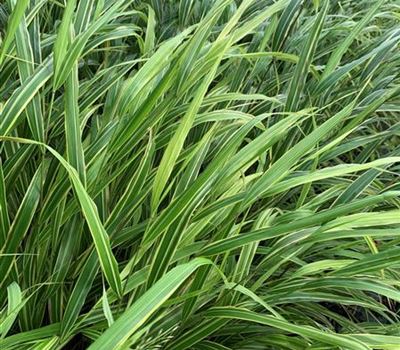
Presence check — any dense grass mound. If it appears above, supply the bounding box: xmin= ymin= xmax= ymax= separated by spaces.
xmin=1 ymin=0 xmax=400 ymax=349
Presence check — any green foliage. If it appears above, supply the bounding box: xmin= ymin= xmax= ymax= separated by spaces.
xmin=0 ymin=0 xmax=400 ymax=349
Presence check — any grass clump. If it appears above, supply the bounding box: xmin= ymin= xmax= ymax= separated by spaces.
xmin=1 ymin=0 xmax=400 ymax=349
